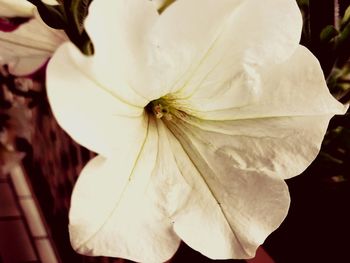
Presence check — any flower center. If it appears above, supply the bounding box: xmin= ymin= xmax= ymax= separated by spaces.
xmin=145 ymin=98 xmax=173 ymax=120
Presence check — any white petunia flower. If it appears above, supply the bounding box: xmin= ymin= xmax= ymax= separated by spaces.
xmin=46 ymin=0 xmax=347 ymax=262
xmin=0 ymin=0 xmax=67 ymax=75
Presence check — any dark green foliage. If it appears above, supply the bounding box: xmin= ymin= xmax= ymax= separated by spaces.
xmin=264 ymin=2 xmax=350 ymax=262
xmin=27 ymin=0 xmax=66 ymax=29
xmin=27 ymin=0 xmax=94 ymax=55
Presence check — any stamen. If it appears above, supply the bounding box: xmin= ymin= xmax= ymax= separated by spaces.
xmin=145 ymin=98 xmax=173 ymax=120
xmin=154 ymin=104 xmax=164 ymax=119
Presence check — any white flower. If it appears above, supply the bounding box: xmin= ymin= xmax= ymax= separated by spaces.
xmin=0 ymin=0 xmax=67 ymax=75
xmin=46 ymin=0 xmax=347 ymax=262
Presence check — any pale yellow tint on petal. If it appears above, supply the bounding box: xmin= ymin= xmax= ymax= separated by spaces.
xmin=84 ymin=0 xmax=160 ymax=104
xmin=193 ymin=46 xmax=347 ymax=120
xmin=69 ymin=118 xmax=181 ymax=262
xmin=158 ymin=120 xmax=290 ymax=259
xmin=47 ymin=43 xmax=147 ymax=156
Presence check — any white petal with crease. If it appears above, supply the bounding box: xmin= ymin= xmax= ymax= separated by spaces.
xmin=47 ymin=43 xmax=147 ymax=156
xmin=169 ymin=114 xmax=334 ymax=182
xmin=148 ymin=0 xmax=243 ymax=98
xmin=84 ymin=0 xmax=159 ymax=104
xmin=193 ymin=46 xmax=347 ymax=120
xmin=158 ymin=120 xmax=289 ymax=259
xmin=69 ymin=118 xmax=181 ymax=262
xmin=148 ymin=0 xmax=301 ymax=104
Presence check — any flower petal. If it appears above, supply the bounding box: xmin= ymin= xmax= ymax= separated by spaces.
xmin=69 ymin=118 xmax=180 ymax=262
xmin=46 ymin=42 xmax=147 ymax=156
xmin=157 ymin=120 xmax=289 ymax=259
xmin=148 ymin=0 xmax=242 ymax=97
xmin=0 ymin=10 xmax=66 ymax=75
xmin=0 ymin=0 xmax=34 ymax=17
xmin=169 ymin=113 xmax=334 ymax=180
xmin=84 ymin=0 xmax=159 ymax=104
xmin=191 ymin=46 xmax=347 ymax=120
xmin=148 ymin=0 xmax=301 ymax=100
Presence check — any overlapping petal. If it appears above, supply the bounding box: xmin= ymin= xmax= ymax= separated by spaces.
xmin=188 ymin=46 xmax=347 ymax=119
xmin=46 ymin=43 xmax=147 ymax=156
xmin=148 ymin=0 xmax=301 ymax=104
xmin=148 ymin=0 xmax=243 ymax=98
xmin=168 ymin=113 xmax=335 ymax=182
xmin=69 ymin=118 xmax=181 ymax=262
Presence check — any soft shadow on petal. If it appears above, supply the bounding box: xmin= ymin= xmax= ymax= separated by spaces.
xmin=229 ymin=0 xmax=302 ymax=65
xmin=69 ymin=118 xmax=181 ymax=262
xmin=169 ymin=114 xmax=334 ymax=181
xmin=84 ymin=0 xmax=159 ymax=104
xmin=160 ymin=119 xmax=290 ymax=259
xmin=148 ymin=0 xmax=301 ymax=103
xmin=0 ymin=10 xmax=66 ymax=75
xmin=148 ymin=0 xmax=243 ymax=98
xmin=47 ymin=43 xmax=147 ymax=156
xmin=147 ymin=120 xmax=192 ymax=220
xmin=193 ymin=46 xmax=347 ymax=120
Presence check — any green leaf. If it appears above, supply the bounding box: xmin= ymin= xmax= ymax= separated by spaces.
xmin=158 ymin=0 xmax=176 ymax=14
xmin=337 ymin=22 xmax=350 ymax=45
xmin=341 ymin=5 xmax=350 ymax=26
xmin=69 ymin=0 xmax=92 ymax=34
xmin=27 ymin=0 xmax=94 ymax=55
xmin=26 ymin=0 xmax=66 ymax=30
xmin=320 ymin=25 xmax=339 ymax=43
xmin=81 ymin=39 xmax=94 ymax=55
xmin=60 ymin=0 xmax=94 ymax=55
xmin=296 ymin=0 xmax=309 ymax=7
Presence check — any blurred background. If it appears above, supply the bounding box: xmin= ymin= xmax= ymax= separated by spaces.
xmin=1 ymin=0 xmax=350 ymax=262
